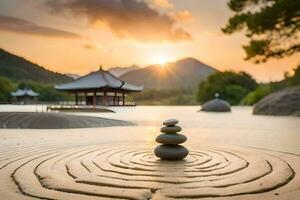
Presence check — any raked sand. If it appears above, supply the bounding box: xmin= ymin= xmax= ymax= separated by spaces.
xmin=0 ymin=125 xmax=300 ymax=200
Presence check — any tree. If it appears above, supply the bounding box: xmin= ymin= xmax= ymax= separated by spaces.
xmin=17 ymin=80 xmax=73 ymax=102
xmin=197 ymin=71 xmax=257 ymax=105
xmin=222 ymin=0 xmax=300 ymax=63
xmin=0 ymin=77 xmax=15 ymax=102
xmin=288 ymin=64 xmax=300 ymax=86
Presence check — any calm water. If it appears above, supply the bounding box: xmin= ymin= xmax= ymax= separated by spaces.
xmin=0 ymin=105 xmax=299 ymax=154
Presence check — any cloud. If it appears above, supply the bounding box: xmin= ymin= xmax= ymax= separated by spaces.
xmin=0 ymin=15 xmax=81 ymax=38
xmin=83 ymin=44 xmax=96 ymax=49
xmin=45 ymin=0 xmax=191 ymax=42
xmin=152 ymin=0 xmax=174 ymax=8
xmin=168 ymin=10 xmax=194 ymax=22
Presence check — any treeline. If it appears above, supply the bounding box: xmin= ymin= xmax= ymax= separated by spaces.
xmin=131 ymin=71 xmax=259 ymax=106
xmin=197 ymin=65 xmax=300 ymax=106
xmin=0 ymin=77 xmax=73 ymax=103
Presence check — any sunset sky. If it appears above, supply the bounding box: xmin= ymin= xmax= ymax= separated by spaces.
xmin=0 ymin=0 xmax=299 ymax=82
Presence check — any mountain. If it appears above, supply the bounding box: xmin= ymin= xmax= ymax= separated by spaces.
xmin=0 ymin=48 xmax=73 ymax=84
xmin=108 ymin=65 xmax=139 ymax=77
xmin=120 ymin=58 xmax=218 ymax=90
xmin=66 ymin=73 xmax=81 ymax=80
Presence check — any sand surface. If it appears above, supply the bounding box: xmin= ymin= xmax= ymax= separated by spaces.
xmin=0 ymin=112 xmax=132 ymax=129
xmin=0 ymin=126 xmax=300 ymax=200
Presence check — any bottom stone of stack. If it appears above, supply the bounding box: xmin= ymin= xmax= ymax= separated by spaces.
xmin=154 ymin=144 xmax=189 ymax=160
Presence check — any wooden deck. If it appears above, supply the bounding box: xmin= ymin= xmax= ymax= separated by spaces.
xmin=46 ymin=105 xmax=115 ymax=112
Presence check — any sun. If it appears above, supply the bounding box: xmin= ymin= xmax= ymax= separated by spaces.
xmin=154 ymin=56 xmax=170 ymax=66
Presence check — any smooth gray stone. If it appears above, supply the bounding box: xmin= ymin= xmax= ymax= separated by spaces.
xmin=160 ymin=125 xmax=181 ymax=133
xmin=156 ymin=133 xmax=187 ymax=145
xmin=163 ymin=119 xmax=179 ymax=126
xmin=155 ymin=145 xmax=189 ymax=160
xmin=201 ymin=98 xmax=231 ymax=112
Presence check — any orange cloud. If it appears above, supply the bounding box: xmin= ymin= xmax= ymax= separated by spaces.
xmin=152 ymin=0 xmax=174 ymax=8
xmin=83 ymin=44 xmax=97 ymax=49
xmin=168 ymin=10 xmax=195 ymax=22
xmin=46 ymin=0 xmax=191 ymax=42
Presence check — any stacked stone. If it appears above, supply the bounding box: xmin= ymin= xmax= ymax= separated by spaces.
xmin=154 ymin=119 xmax=189 ymax=160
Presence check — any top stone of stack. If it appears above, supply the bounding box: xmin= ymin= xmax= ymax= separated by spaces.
xmin=163 ymin=119 xmax=179 ymax=126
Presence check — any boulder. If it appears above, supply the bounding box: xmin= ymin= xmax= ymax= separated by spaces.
xmin=253 ymin=86 xmax=300 ymax=116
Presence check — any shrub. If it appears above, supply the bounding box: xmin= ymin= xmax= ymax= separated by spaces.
xmin=240 ymin=85 xmax=273 ymax=105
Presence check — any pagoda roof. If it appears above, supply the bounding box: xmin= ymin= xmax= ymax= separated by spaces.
xmin=55 ymin=67 xmax=143 ymax=92
xmin=11 ymin=88 xmax=39 ymax=97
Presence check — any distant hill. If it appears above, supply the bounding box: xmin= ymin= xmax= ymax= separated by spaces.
xmin=108 ymin=65 xmax=139 ymax=77
xmin=0 ymin=48 xmax=73 ymax=84
xmin=66 ymin=73 xmax=81 ymax=80
xmin=120 ymin=58 xmax=218 ymax=90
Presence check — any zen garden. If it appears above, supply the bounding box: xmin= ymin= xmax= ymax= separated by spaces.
xmin=0 ymin=0 xmax=299 ymax=200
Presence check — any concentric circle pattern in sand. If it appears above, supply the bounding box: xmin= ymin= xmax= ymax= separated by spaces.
xmin=1 ymin=143 xmax=300 ymax=200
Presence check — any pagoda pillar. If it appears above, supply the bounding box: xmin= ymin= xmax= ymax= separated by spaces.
xmin=114 ymin=91 xmax=117 ymax=106
xmin=122 ymin=92 xmax=125 ymax=106
xmin=93 ymin=91 xmax=96 ymax=107
xmin=75 ymin=91 xmax=78 ymax=105
xmin=104 ymin=91 xmax=107 ymax=106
